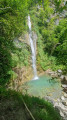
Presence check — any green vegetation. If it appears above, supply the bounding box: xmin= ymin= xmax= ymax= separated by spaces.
xmin=29 ymin=0 xmax=67 ymax=72
xmin=0 ymin=0 xmax=67 ymax=85
xmin=11 ymin=42 xmax=31 ymax=68
xmin=0 ymin=1 xmax=67 ymax=119
xmin=0 ymin=0 xmax=29 ymax=85
xmin=0 ymin=87 xmax=62 ymax=120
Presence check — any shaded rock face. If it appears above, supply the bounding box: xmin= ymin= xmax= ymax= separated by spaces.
xmin=18 ymin=31 xmax=38 ymax=48
xmin=12 ymin=31 xmax=38 ymax=91
xmin=18 ymin=33 xmax=30 ymax=46
xmin=8 ymin=67 xmax=33 ymax=92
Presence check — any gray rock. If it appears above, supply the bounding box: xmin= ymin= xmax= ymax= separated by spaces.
xmin=54 ymin=101 xmax=67 ymax=118
xmin=57 ymin=70 xmax=62 ymax=76
xmin=48 ymin=71 xmax=54 ymax=75
xmin=51 ymin=72 xmax=58 ymax=79
xmin=58 ymin=69 xmax=62 ymax=73
xmin=62 ymin=85 xmax=67 ymax=88
xmin=60 ymin=75 xmax=65 ymax=80
xmin=64 ymin=93 xmax=67 ymax=98
xmin=62 ymin=101 xmax=67 ymax=106
xmin=44 ymin=96 xmax=55 ymax=104
xmin=60 ymin=110 xmax=65 ymax=118
xmin=61 ymin=96 xmax=65 ymax=101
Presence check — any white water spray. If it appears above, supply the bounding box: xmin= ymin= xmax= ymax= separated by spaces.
xmin=28 ymin=15 xmax=38 ymax=80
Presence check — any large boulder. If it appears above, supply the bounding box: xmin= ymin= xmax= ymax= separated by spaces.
xmin=54 ymin=101 xmax=67 ymax=120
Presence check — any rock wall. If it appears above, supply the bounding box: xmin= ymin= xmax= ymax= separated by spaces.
xmin=8 ymin=67 xmax=33 ymax=92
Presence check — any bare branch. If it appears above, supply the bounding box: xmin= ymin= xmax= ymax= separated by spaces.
xmin=22 ymin=98 xmax=36 ymax=120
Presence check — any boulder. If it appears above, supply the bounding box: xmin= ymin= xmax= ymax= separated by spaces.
xmin=51 ymin=72 xmax=58 ymax=79
xmin=60 ymin=75 xmax=67 ymax=84
xmin=54 ymin=101 xmax=67 ymax=119
xmin=61 ymin=84 xmax=67 ymax=88
xmin=61 ymin=96 xmax=65 ymax=101
xmin=62 ymin=101 xmax=67 ymax=106
xmin=61 ymin=95 xmax=67 ymax=106
xmin=57 ymin=69 xmax=62 ymax=76
xmin=64 ymin=93 xmax=67 ymax=98
xmin=58 ymin=69 xmax=62 ymax=73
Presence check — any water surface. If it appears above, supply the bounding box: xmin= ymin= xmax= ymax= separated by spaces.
xmin=22 ymin=75 xmax=62 ymax=99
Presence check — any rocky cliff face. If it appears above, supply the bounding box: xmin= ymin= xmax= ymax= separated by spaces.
xmin=9 ymin=30 xmax=38 ymax=91
xmin=8 ymin=66 xmax=33 ymax=91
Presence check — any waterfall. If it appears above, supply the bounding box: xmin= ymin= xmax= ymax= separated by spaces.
xmin=28 ymin=15 xmax=38 ymax=80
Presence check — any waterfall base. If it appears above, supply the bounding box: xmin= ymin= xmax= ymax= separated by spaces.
xmin=33 ymin=76 xmax=39 ymax=80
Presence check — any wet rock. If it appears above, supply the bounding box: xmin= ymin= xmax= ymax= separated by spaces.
xmin=48 ymin=71 xmax=58 ymax=79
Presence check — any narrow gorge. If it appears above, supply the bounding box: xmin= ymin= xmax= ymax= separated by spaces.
xmin=0 ymin=0 xmax=67 ymax=120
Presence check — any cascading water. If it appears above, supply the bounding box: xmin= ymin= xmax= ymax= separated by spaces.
xmin=28 ymin=15 xmax=38 ymax=80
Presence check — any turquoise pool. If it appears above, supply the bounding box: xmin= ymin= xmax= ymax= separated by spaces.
xmin=22 ymin=75 xmax=62 ymax=99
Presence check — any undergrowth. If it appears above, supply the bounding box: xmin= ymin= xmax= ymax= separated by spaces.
xmin=29 ymin=7 xmax=65 ymax=72
xmin=0 ymin=87 xmax=62 ymax=120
